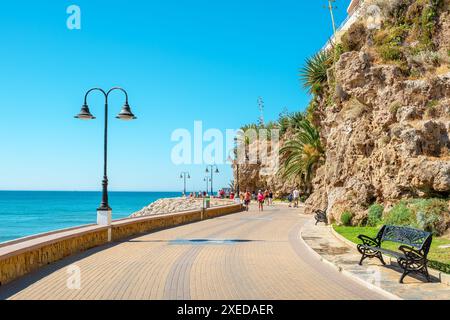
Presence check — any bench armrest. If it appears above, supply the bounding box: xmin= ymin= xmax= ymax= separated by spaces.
xmin=358 ymin=235 xmax=380 ymax=247
xmin=399 ymin=245 xmax=426 ymax=262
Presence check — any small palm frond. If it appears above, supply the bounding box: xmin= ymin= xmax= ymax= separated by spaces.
xmin=299 ymin=50 xmax=332 ymax=94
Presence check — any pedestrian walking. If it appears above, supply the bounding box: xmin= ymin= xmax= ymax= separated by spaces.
xmin=244 ymin=190 xmax=251 ymax=212
xmin=268 ymin=190 xmax=273 ymax=206
xmin=264 ymin=190 xmax=270 ymax=206
xmin=293 ymin=188 xmax=300 ymax=208
xmin=257 ymin=190 xmax=265 ymax=212
xmin=287 ymin=193 xmax=293 ymax=207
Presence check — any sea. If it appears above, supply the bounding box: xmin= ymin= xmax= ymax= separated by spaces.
xmin=0 ymin=191 xmax=181 ymax=243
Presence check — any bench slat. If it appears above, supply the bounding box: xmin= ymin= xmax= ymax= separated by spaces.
xmin=381 ymin=225 xmax=431 ymax=250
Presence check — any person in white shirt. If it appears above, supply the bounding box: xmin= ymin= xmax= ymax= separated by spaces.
xmin=293 ymin=188 xmax=300 ymax=208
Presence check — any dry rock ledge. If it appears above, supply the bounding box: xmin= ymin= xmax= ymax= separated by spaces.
xmin=130 ymin=197 xmax=234 ymax=218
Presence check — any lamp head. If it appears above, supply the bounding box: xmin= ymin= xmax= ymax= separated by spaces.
xmin=116 ymin=103 xmax=137 ymax=121
xmin=75 ymin=104 xmax=96 ymax=120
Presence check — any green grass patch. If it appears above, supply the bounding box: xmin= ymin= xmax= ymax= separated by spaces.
xmin=333 ymin=225 xmax=450 ymax=274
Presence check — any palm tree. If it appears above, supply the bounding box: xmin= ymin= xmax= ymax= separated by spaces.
xmin=299 ymin=50 xmax=332 ymax=94
xmin=280 ymin=119 xmax=324 ymax=195
xmin=229 ymin=180 xmax=235 ymax=192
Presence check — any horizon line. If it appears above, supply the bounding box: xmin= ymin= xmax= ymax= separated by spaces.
xmin=0 ymin=190 xmax=184 ymax=193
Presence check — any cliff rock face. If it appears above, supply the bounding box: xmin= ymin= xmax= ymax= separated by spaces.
xmin=234 ymin=1 xmax=450 ymax=223
xmin=234 ymin=133 xmax=300 ymax=196
xmin=305 ymin=50 xmax=450 ymax=223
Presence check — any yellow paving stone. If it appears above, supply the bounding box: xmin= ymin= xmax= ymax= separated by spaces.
xmin=0 ymin=205 xmax=385 ymax=300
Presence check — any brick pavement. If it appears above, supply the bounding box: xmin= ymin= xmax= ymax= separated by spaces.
xmin=0 ymin=205 xmax=385 ymax=300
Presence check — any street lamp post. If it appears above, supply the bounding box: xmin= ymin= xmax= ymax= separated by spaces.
xmin=180 ymin=172 xmax=190 ymax=196
xmin=74 ymin=87 xmax=137 ymax=227
xmin=203 ymin=176 xmax=211 ymax=194
xmin=205 ymin=165 xmax=219 ymax=196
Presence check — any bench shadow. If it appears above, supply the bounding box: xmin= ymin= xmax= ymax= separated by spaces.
xmin=0 ymin=241 xmax=122 ymax=300
xmin=383 ymin=263 xmax=439 ymax=283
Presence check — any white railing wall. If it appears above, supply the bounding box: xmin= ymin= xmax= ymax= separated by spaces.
xmin=321 ymin=0 xmax=367 ymax=52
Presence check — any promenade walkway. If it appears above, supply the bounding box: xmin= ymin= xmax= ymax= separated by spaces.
xmin=0 ymin=205 xmax=385 ymax=300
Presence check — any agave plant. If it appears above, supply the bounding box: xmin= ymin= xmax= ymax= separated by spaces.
xmin=280 ymin=119 xmax=324 ymax=194
xmin=299 ymin=50 xmax=332 ymax=94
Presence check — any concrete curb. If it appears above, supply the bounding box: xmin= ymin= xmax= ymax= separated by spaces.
xmin=329 ymin=225 xmax=450 ymax=286
xmin=298 ymin=226 xmax=402 ymax=300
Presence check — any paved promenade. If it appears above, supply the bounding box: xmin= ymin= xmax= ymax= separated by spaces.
xmin=0 ymin=205 xmax=385 ymax=300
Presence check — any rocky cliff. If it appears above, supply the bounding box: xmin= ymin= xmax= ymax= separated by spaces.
xmin=305 ymin=50 xmax=450 ymax=223
xmin=235 ymin=0 xmax=450 ymax=224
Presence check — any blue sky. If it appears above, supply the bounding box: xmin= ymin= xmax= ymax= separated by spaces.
xmin=0 ymin=0 xmax=348 ymax=192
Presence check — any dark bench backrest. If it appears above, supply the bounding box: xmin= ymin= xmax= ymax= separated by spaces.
xmin=380 ymin=225 xmax=432 ymax=250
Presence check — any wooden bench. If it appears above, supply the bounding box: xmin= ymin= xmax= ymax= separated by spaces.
xmin=314 ymin=209 xmax=327 ymax=225
xmin=357 ymin=225 xmax=433 ymax=283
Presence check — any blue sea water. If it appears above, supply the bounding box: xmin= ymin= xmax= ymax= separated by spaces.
xmin=0 ymin=191 xmax=180 ymax=243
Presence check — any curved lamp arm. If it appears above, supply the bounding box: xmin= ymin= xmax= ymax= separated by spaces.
xmin=107 ymin=87 xmax=129 ymax=104
xmin=83 ymin=87 xmax=129 ymax=105
xmin=84 ymin=88 xmax=107 ymax=105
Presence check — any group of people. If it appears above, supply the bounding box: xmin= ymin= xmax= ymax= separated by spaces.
xmin=238 ymin=188 xmax=301 ymax=212
xmin=287 ymin=188 xmax=300 ymax=208
xmin=185 ymin=187 xmax=302 ymax=212
xmin=239 ymin=189 xmax=274 ymax=212
xmin=184 ymin=192 xmax=208 ymax=198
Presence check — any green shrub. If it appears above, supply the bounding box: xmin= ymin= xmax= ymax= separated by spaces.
xmin=341 ymin=22 xmax=367 ymax=52
xmin=385 ymin=201 xmax=416 ymax=226
xmin=333 ymin=43 xmax=345 ymax=62
xmin=419 ymin=0 xmax=442 ymax=49
xmin=379 ymin=43 xmax=404 ymax=61
xmin=426 ymin=99 xmax=439 ymax=108
xmin=341 ymin=211 xmax=353 ymax=226
xmin=367 ymin=203 xmax=384 ymax=227
xmin=383 ymin=198 xmax=450 ymax=235
xmin=409 ymin=198 xmax=450 ymax=236
xmin=389 ymin=102 xmax=401 ymax=114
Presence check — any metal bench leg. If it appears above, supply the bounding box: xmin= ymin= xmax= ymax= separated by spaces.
xmin=423 ymin=266 xmax=431 ymax=282
xmin=376 ymin=252 xmax=386 ymax=266
xmin=359 ymin=254 xmax=368 ymax=266
xmin=399 ymin=269 xmax=410 ymax=284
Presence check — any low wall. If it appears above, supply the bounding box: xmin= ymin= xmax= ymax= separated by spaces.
xmin=111 ymin=204 xmax=243 ymax=241
xmin=0 ymin=203 xmax=243 ymax=286
xmin=111 ymin=209 xmax=203 ymax=241
xmin=0 ymin=226 xmax=109 ymax=286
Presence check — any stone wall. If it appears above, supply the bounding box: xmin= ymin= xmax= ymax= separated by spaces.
xmin=0 ymin=204 xmax=243 ymax=286
xmin=112 ymin=210 xmax=203 ymax=241
xmin=0 ymin=227 xmax=109 ymax=286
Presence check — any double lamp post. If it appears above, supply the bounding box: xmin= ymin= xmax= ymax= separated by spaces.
xmin=180 ymin=172 xmax=190 ymax=196
xmin=74 ymin=87 xmax=137 ymax=227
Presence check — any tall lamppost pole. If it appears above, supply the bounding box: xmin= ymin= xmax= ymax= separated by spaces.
xmin=205 ymin=165 xmax=219 ymax=196
xmin=203 ymin=176 xmax=211 ymax=194
xmin=326 ymin=0 xmax=338 ymax=37
xmin=233 ymin=137 xmax=241 ymax=196
xmin=180 ymin=172 xmax=190 ymax=196
xmin=74 ymin=87 xmax=137 ymax=227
